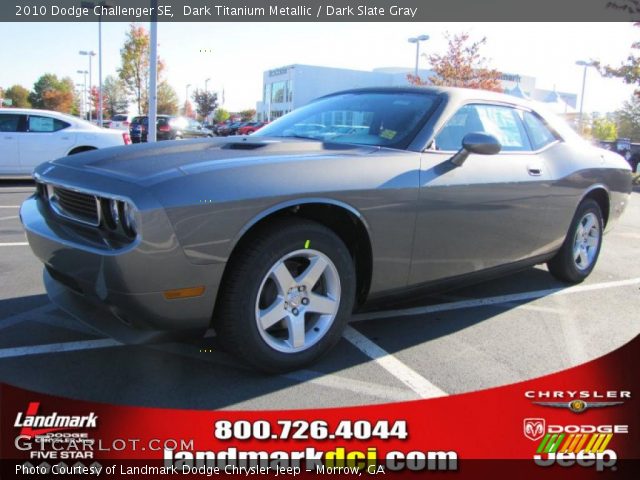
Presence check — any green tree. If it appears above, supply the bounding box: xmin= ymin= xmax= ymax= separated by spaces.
xmin=102 ymin=74 xmax=129 ymax=118
xmin=118 ymin=23 xmax=167 ymax=114
xmin=615 ymin=96 xmax=640 ymax=140
xmin=191 ymin=89 xmax=218 ymax=121
xmin=408 ymin=32 xmax=502 ymax=92
xmin=591 ymin=117 xmax=618 ymax=141
xmin=213 ymin=108 xmax=230 ymax=123
xmin=239 ymin=109 xmax=256 ymax=121
xmin=29 ymin=74 xmax=76 ymax=113
xmin=4 ymin=84 xmax=31 ymax=108
xmin=157 ymin=81 xmax=179 ymax=115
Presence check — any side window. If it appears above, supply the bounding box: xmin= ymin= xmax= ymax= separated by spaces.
xmin=435 ymin=104 xmax=531 ymax=152
xmin=523 ymin=111 xmax=558 ymax=150
xmin=0 ymin=114 xmax=24 ymax=132
xmin=27 ymin=115 xmax=69 ymax=133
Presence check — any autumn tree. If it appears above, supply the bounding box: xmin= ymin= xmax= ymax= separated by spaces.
xmin=191 ymin=89 xmax=218 ymax=121
xmin=157 ymin=81 xmax=179 ymax=114
xmin=102 ymin=75 xmax=129 ymax=118
xmin=239 ymin=109 xmax=257 ymax=121
xmin=29 ymin=74 xmax=76 ymax=113
xmin=4 ymin=84 xmax=31 ymax=108
xmin=597 ymin=22 xmax=640 ymax=96
xmin=182 ymin=100 xmax=195 ymax=118
xmin=408 ymin=32 xmax=503 ymax=92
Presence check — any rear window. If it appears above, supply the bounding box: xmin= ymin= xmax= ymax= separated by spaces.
xmin=112 ymin=114 xmax=128 ymax=122
xmin=27 ymin=115 xmax=70 ymax=133
xmin=131 ymin=117 xmax=146 ymax=125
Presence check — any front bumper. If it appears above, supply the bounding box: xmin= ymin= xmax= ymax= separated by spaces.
xmin=21 ymin=190 xmax=225 ymax=344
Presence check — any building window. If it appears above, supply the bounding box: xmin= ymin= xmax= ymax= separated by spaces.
xmin=271 ymin=81 xmax=286 ymax=104
xmin=286 ymin=80 xmax=293 ymax=102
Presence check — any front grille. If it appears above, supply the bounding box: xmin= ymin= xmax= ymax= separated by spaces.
xmin=49 ymin=186 xmax=100 ymax=226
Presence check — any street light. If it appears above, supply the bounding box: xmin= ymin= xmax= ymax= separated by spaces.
xmin=81 ymin=1 xmax=113 ymax=127
xmin=204 ymin=78 xmax=211 ymax=92
xmin=576 ymin=60 xmax=596 ymax=134
xmin=77 ymin=70 xmax=88 ymax=120
xmin=408 ymin=34 xmax=429 ymax=77
xmin=79 ymin=50 xmax=96 ymax=121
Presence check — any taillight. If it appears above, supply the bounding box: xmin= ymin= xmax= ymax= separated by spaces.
xmin=158 ymin=125 xmax=171 ymax=132
xmin=122 ymin=132 xmax=131 ymax=145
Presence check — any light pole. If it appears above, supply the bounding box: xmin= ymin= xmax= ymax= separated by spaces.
xmin=77 ymin=70 xmax=88 ymax=120
xmin=79 ymin=50 xmax=96 ymax=121
xmin=148 ymin=1 xmax=158 ymax=142
xmin=408 ymin=34 xmax=429 ymax=78
xmin=204 ymin=78 xmax=211 ymax=92
xmin=576 ymin=60 xmax=596 ymax=134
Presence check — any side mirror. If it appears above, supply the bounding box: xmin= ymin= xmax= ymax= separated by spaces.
xmin=450 ymin=132 xmax=501 ymax=167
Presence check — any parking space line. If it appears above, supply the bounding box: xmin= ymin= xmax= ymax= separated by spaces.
xmin=342 ymin=325 xmax=447 ymax=399
xmin=0 ymin=304 xmax=57 ymax=331
xmin=352 ymin=277 xmax=640 ymax=322
xmin=0 ymin=215 xmax=18 ymax=221
xmin=0 ymin=338 xmax=122 ymax=359
xmin=0 ymin=242 xmax=28 ymax=247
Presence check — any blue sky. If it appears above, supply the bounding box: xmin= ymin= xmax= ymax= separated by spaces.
xmin=0 ymin=22 xmax=637 ymax=113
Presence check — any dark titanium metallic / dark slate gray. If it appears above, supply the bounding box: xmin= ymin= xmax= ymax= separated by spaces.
xmin=20 ymin=87 xmax=632 ymax=371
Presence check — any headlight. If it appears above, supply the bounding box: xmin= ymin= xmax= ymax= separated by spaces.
xmin=109 ymin=199 xmax=120 ymax=225
xmin=122 ymin=201 xmax=137 ymax=236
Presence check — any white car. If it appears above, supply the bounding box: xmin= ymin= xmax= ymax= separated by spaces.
xmin=0 ymin=108 xmax=131 ymax=177
xmin=109 ymin=113 xmax=134 ymax=131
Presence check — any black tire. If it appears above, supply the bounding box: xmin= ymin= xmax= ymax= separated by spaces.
xmin=214 ymin=218 xmax=356 ymax=372
xmin=547 ymin=199 xmax=603 ymax=284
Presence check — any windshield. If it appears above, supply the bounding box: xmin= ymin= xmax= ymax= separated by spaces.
xmin=255 ymin=91 xmax=439 ymax=148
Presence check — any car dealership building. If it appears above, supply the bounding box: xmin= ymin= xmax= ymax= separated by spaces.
xmin=256 ymin=64 xmax=577 ymax=121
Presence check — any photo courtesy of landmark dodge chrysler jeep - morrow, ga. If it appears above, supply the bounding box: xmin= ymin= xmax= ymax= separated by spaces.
xmin=20 ymin=87 xmax=632 ymax=372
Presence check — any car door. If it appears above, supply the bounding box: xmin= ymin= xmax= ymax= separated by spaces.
xmin=0 ymin=113 xmax=25 ymax=175
xmin=18 ymin=114 xmax=75 ymax=172
xmin=409 ymin=102 xmax=554 ymax=285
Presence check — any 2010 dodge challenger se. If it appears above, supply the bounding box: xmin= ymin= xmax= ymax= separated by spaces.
xmin=21 ymin=87 xmax=632 ymax=372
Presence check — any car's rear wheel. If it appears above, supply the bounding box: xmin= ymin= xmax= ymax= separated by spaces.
xmin=214 ymin=219 xmax=355 ymax=372
xmin=547 ymin=199 xmax=603 ymax=283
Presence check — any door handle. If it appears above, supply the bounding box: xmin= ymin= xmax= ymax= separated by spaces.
xmin=527 ymin=165 xmax=543 ymax=176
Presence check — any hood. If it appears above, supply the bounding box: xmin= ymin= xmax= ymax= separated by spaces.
xmin=51 ymin=137 xmax=378 ymax=183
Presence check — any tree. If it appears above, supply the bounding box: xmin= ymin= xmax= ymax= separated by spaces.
xmin=118 ymin=23 xmax=168 ymax=114
xmin=102 ymin=75 xmax=129 ymax=118
xmin=29 ymin=74 xmax=76 ymax=113
xmin=4 ymin=84 xmax=31 ymax=108
xmin=615 ymin=95 xmax=640 ymax=140
xmin=213 ymin=108 xmax=230 ymax=123
xmin=597 ymin=22 xmax=640 ymax=96
xmin=182 ymin=100 xmax=195 ymax=118
xmin=157 ymin=81 xmax=179 ymax=114
xmin=408 ymin=32 xmax=503 ymax=92
xmin=191 ymin=89 xmax=218 ymax=121
xmin=591 ymin=117 xmax=618 ymax=141
xmin=239 ymin=109 xmax=257 ymax=121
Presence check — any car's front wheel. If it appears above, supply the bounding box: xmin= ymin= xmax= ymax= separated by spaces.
xmin=547 ymin=198 xmax=603 ymax=283
xmin=214 ymin=219 xmax=355 ymax=372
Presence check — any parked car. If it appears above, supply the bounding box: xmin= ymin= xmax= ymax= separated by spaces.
xmin=109 ymin=114 xmax=134 ymax=131
xmin=237 ymin=121 xmax=268 ymax=135
xmin=217 ymin=121 xmax=246 ymax=137
xmin=0 ymin=108 xmax=130 ymax=177
xmin=21 ymin=87 xmax=632 ymax=372
xmin=129 ymin=115 xmax=213 ymax=143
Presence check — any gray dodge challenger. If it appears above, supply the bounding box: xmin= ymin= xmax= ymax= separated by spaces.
xmin=21 ymin=87 xmax=632 ymax=372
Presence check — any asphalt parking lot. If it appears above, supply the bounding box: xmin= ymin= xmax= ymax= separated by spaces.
xmin=1 ymin=180 xmax=639 ymax=410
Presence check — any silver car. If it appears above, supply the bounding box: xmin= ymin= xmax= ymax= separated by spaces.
xmin=20 ymin=87 xmax=632 ymax=371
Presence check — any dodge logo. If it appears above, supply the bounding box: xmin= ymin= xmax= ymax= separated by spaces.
xmin=524 ymin=418 xmax=546 ymax=441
